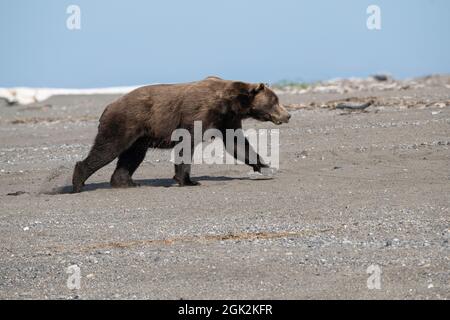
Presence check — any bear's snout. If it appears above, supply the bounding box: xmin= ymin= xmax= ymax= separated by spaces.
xmin=271 ymin=104 xmax=291 ymax=125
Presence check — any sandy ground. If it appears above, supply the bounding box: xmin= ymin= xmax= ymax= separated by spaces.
xmin=0 ymin=80 xmax=449 ymax=299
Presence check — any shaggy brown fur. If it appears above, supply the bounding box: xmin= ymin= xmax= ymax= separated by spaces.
xmin=72 ymin=77 xmax=290 ymax=193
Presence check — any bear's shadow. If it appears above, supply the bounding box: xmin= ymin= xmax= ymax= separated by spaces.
xmin=53 ymin=175 xmax=250 ymax=194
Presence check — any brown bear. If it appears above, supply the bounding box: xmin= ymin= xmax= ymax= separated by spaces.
xmin=72 ymin=77 xmax=291 ymax=193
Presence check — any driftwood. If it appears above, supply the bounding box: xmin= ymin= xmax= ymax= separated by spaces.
xmin=335 ymin=100 xmax=374 ymax=111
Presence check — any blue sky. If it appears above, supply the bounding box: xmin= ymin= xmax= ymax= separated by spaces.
xmin=1 ymin=0 xmax=449 ymax=88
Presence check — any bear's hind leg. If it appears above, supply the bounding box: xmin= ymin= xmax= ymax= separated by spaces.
xmin=110 ymin=137 xmax=149 ymax=188
xmin=72 ymin=136 xmax=131 ymax=193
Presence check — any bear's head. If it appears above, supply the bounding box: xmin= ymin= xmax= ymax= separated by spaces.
xmin=229 ymin=82 xmax=291 ymax=125
xmin=248 ymin=83 xmax=291 ymax=125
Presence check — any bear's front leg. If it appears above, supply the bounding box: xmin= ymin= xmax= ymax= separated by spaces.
xmin=251 ymin=161 xmax=270 ymax=173
xmin=223 ymin=132 xmax=269 ymax=172
xmin=173 ymin=163 xmax=200 ymax=186
xmin=110 ymin=167 xmax=140 ymax=188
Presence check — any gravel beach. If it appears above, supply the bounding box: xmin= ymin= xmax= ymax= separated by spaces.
xmin=0 ymin=76 xmax=449 ymax=299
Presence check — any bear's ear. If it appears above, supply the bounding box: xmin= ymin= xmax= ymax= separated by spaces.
xmin=249 ymin=83 xmax=265 ymax=96
xmin=225 ymin=82 xmax=254 ymax=112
